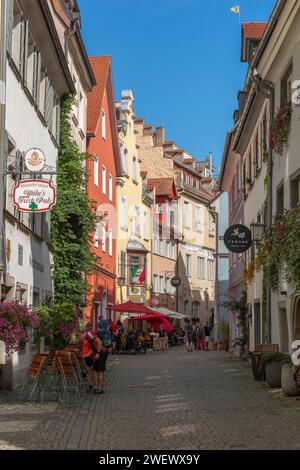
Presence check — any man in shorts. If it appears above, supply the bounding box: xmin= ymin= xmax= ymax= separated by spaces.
xmin=83 ymin=324 xmax=109 ymax=395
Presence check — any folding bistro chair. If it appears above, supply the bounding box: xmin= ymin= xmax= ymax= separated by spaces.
xmin=54 ymin=351 xmax=83 ymax=406
xmin=19 ymin=354 xmax=47 ymax=403
xmin=65 ymin=346 xmax=93 ymax=393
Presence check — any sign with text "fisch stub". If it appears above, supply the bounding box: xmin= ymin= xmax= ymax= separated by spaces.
xmin=13 ymin=179 xmax=56 ymax=213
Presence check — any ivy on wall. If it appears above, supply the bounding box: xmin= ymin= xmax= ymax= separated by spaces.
xmin=51 ymin=95 xmax=99 ymax=307
xmin=260 ymin=205 xmax=300 ymax=294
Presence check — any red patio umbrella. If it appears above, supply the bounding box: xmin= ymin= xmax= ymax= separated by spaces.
xmin=131 ymin=314 xmax=168 ymax=321
xmin=131 ymin=314 xmax=173 ymax=332
xmin=109 ymin=301 xmax=166 ymax=316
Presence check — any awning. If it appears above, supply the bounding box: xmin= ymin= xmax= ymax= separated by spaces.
xmin=131 ymin=314 xmax=173 ymax=332
xmin=109 ymin=301 xmax=163 ymax=316
xmin=152 ymin=307 xmax=187 ymax=320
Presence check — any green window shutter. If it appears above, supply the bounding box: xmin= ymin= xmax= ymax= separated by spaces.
xmin=23 ymin=20 xmax=29 ymax=82
xmin=34 ymin=51 xmax=41 ymax=105
xmin=56 ymin=96 xmax=60 ymax=142
xmin=6 ymin=0 xmax=14 ymax=55
xmin=45 ymin=81 xmax=54 ymax=130
xmin=19 ymin=18 xmax=27 ymax=79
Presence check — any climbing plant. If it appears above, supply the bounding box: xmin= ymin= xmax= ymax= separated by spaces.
xmin=222 ymin=290 xmax=248 ymax=357
xmin=260 ymin=205 xmax=300 ymax=294
xmin=269 ymin=102 xmax=292 ymax=155
xmin=51 ymin=95 xmax=99 ymax=307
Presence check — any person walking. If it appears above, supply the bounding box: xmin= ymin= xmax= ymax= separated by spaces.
xmin=204 ymin=321 xmax=211 ymax=351
xmin=196 ymin=322 xmax=205 ymax=351
xmin=94 ymin=322 xmax=110 ymax=394
xmin=158 ymin=327 xmax=166 ymax=351
xmin=82 ymin=324 xmax=101 ymax=392
xmin=185 ymin=320 xmax=194 ymax=352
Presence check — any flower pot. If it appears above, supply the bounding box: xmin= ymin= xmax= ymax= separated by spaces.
xmin=281 ymin=364 xmax=298 ymax=397
xmin=266 ymin=361 xmax=282 ymax=388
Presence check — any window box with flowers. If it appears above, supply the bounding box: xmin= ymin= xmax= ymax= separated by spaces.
xmin=269 ymin=102 xmax=292 ymax=155
xmin=0 ymin=302 xmax=38 ymax=355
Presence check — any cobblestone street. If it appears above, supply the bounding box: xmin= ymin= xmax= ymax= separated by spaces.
xmin=1 ymin=347 xmax=300 ymax=450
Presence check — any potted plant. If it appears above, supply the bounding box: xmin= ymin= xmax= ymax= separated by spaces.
xmin=262 ymin=352 xmax=291 ymax=388
xmin=281 ymin=356 xmax=300 ymax=396
xmin=33 ymin=302 xmax=81 ymax=351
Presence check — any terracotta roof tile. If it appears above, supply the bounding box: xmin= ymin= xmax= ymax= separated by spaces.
xmin=147 ymin=178 xmax=175 ymax=196
xmin=87 ymin=56 xmax=110 ymax=135
xmin=242 ymin=22 xmax=267 ymax=40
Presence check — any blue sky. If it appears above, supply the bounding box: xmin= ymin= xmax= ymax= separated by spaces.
xmin=79 ymin=0 xmax=275 ymax=172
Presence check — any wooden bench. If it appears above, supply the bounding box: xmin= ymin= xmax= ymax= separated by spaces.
xmin=256 ymin=344 xmax=279 ymax=354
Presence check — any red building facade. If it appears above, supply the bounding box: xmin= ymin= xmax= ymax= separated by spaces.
xmin=85 ymin=57 xmax=122 ymax=326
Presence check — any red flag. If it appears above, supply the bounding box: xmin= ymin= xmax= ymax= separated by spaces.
xmin=138 ymin=269 xmax=145 ymax=283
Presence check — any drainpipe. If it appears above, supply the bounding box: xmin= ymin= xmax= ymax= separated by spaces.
xmin=0 ymin=0 xmax=7 ymax=294
xmin=254 ymin=77 xmax=274 ymax=343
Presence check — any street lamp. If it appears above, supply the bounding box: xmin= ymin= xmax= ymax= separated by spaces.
xmin=250 ymin=222 xmax=265 ymax=246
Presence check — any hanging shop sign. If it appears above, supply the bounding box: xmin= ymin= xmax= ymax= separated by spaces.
xmin=224 ymin=224 xmax=252 ymax=253
xmin=24 ymin=148 xmax=46 ymax=172
xmin=13 ymin=179 xmax=56 ymax=213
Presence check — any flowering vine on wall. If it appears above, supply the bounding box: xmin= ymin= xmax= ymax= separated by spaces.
xmin=260 ymin=204 xmax=300 ymax=293
xmin=269 ymin=102 xmax=292 ymax=155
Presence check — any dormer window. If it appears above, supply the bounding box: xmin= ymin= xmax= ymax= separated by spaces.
xmin=248 ymin=39 xmax=260 ymax=63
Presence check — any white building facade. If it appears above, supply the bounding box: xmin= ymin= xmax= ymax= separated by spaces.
xmin=2 ymin=0 xmax=75 ymax=388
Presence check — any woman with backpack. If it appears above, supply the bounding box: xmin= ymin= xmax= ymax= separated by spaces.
xmin=83 ymin=322 xmax=109 ymax=394
xmin=83 ymin=324 xmax=101 ymax=393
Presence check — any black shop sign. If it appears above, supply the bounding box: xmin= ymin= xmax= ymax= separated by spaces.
xmin=224 ymin=224 xmax=252 ymax=253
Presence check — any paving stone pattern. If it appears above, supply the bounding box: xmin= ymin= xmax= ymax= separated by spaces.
xmin=1 ymin=348 xmax=300 ymax=450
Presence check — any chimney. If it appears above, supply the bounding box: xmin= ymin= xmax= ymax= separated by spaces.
xmin=209 ymin=152 xmax=213 ymax=176
xmin=143 ymin=125 xmax=154 ymax=136
xmin=121 ymin=90 xmax=134 ymax=101
xmin=155 ymin=127 xmax=165 ymax=146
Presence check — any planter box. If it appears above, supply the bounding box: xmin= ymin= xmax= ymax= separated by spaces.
xmin=266 ymin=361 xmax=282 ymax=388
xmin=281 ymin=364 xmax=299 ymax=397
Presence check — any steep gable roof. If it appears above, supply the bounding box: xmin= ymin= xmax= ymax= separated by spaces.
xmin=241 ymin=22 xmax=267 ymax=62
xmin=242 ymin=22 xmax=267 ymax=39
xmin=87 ymin=56 xmax=110 ymax=135
xmin=148 ymin=178 xmax=177 ymax=198
xmin=87 ymin=56 xmax=122 ymax=177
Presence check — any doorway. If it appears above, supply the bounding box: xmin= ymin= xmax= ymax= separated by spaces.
xmin=292 ymin=297 xmax=300 ymax=341
xmin=254 ymin=302 xmax=261 ymax=349
xmin=102 ymin=291 xmax=107 ymax=320
xmin=279 ymin=308 xmax=289 ymax=352
xmin=93 ymin=302 xmax=101 ymax=329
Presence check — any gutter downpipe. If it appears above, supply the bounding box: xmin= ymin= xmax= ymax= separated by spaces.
xmin=0 ymin=0 xmax=7 ymax=295
xmin=254 ymin=78 xmax=274 ymax=344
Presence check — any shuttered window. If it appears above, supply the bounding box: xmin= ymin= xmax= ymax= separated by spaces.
xmin=7 ymin=0 xmax=14 ymax=55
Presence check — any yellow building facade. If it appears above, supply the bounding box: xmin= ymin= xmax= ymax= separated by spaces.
xmin=115 ymin=91 xmax=153 ymax=309
xmin=134 ymin=120 xmax=217 ymax=322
